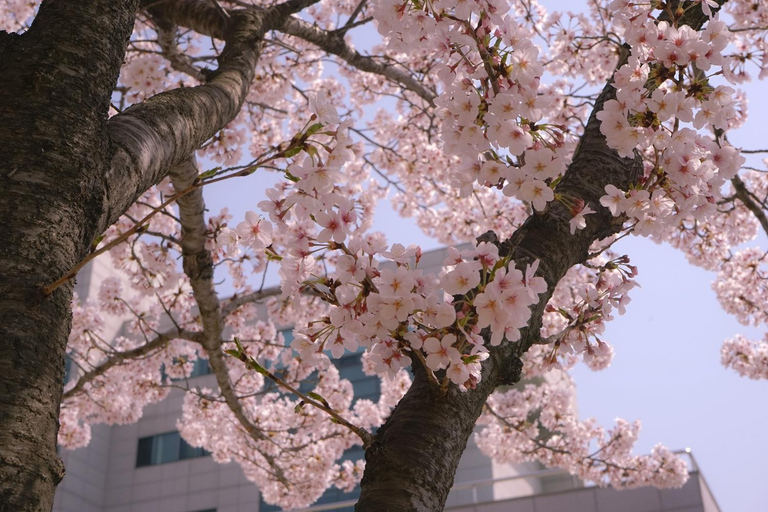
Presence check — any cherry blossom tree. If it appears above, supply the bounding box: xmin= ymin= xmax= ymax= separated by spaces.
xmin=1 ymin=0 xmax=768 ymax=511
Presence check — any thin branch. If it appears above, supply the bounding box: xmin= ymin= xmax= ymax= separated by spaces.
xmin=43 ymin=182 xmax=198 ymax=295
xmin=62 ymin=329 xmax=203 ymax=400
xmin=154 ymin=20 xmax=206 ymax=81
xmin=229 ymin=339 xmax=373 ymax=448
xmin=732 ymin=175 xmax=768 ymax=237
xmin=339 ymin=0 xmax=367 ymax=32
xmin=276 ymin=16 xmax=437 ymax=106
xmin=729 ymin=25 xmax=768 ymax=33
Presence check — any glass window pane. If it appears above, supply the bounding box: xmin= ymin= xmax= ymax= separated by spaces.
xmin=352 ymin=378 xmax=380 ymax=401
xmin=338 ymin=362 xmax=365 ymax=382
xmin=155 ymin=432 xmax=181 ymax=464
xmin=189 ymin=357 xmax=211 ymax=378
xmin=136 ymin=437 xmax=153 ymax=467
xmin=179 ymin=438 xmax=203 ymax=460
xmin=137 ymin=431 xmax=209 ymax=467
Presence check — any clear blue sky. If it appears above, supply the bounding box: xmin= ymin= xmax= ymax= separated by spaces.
xmin=202 ymin=2 xmax=768 ymax=510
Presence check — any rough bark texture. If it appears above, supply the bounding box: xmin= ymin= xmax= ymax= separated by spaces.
xmin=0 ymin=1 xmax=138 ymax=510
xmin=0 ymin=0 xmax=287 ymax=508
xmin=358 ymin=356 xmax=521 ymax=511
xmin=356 ymin=61 xmax=642 ymax=512
xmin=0 ymin=0 xmax=727 ymax=510
xmin=356 ymin=4 xmax=728 ymax=506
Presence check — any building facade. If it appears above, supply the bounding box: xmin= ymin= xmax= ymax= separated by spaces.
xmin=54 ymin=250 xmax=721 ymax=512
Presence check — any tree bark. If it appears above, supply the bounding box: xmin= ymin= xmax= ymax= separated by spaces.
xmin=356 ymin=2 xmax=729 ymax=506
xmin=0 ymin=0 xmax=728 ymax=510
xmin=0 ymin=0 xmax=316 ymax=505
xmin=356 ymin=58 xmax=642 ymax=512
xmin=0 ymin=0 xmax=285 ymax=508
xmin=0 ymin=1 xmax=138 ymax=510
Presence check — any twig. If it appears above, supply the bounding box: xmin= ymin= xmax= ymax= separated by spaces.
xmin=732 ymin=175 xmax=768 ymax=238
xmin=42 ymin=182 xmax=200 ymax=296
xmin=228 ymin=338 xmax=373 ymax=448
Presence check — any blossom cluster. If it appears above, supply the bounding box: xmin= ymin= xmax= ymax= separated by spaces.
xmin=594 ymin=12 xmax=745 ymax=237
xmin=711 ymin=246 xmax=768 ymax=380
xmin=726 ymin=0 xmax=768 ymax=82
xmin=0 ymin=0 xmax=35 ymax=31
xmin=538 ymin=253 xmax=638 ymax=372
xmin=373 ymin=0 xmax=572 ymax=217
xmin=721 ymin=335 xmax=768 ymax=380
xmin=119 ymin=54 xmax=171 ymax=101
xmin=218 ymin=95 xmax=548 ymax=389
xmin=476 ymin=379 xmax=689 ymax=489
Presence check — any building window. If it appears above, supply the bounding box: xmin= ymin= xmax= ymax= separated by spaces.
xmin=136 ymin=431 xmax=209 ymax=467
xmin=298 ymin=348 xmax=381 ymax=403
xmin=333 ymin=351 xmax=380 ymax=402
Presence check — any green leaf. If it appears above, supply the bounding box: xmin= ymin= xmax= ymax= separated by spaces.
xmin=248 ymin=359 xmax=269 ymax=376
xmin=198 ymin=167 xmax=221 ymax=180
xmin=305 ymin=122 xmax=323 ymax=136
xmin=307 ymin=391 xmax=330 ymax=408
xmin=294 ymin=401 xmax=306 ymax=414
xmin=91 ymin=234 xmax=105 ymax=250
xmin=284 ymin=146 xmax=303 ymax=158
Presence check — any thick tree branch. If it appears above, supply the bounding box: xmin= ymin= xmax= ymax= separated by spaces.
xmin=141 ymin=0 xmax=228 ymax=39
xmin=103 ymin=15 xmax=260 ymax=235
xmin=168 ymin=157 xmax=287 ymax=481
xmin=357 ymin=5 xmax=727 ymax=509
xmin=102 ymin=0 xmax=323 ymax=236
xmin=356 ymin=54 xmax=641 ymax=511
xmin=142 ymin=0 xmax=436 ymax=105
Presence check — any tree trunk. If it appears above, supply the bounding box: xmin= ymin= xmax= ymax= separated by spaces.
xmin=0 ymin=1 xmax=137 ymax=509
xmin=356 ymin=55 xmax=643 ymax=512
xmin=356 ymin=359 xmax=521 ymax=511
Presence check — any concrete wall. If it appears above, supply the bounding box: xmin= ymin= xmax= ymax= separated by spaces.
xmin=447 ymin=472 xmax=716 ymax=512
